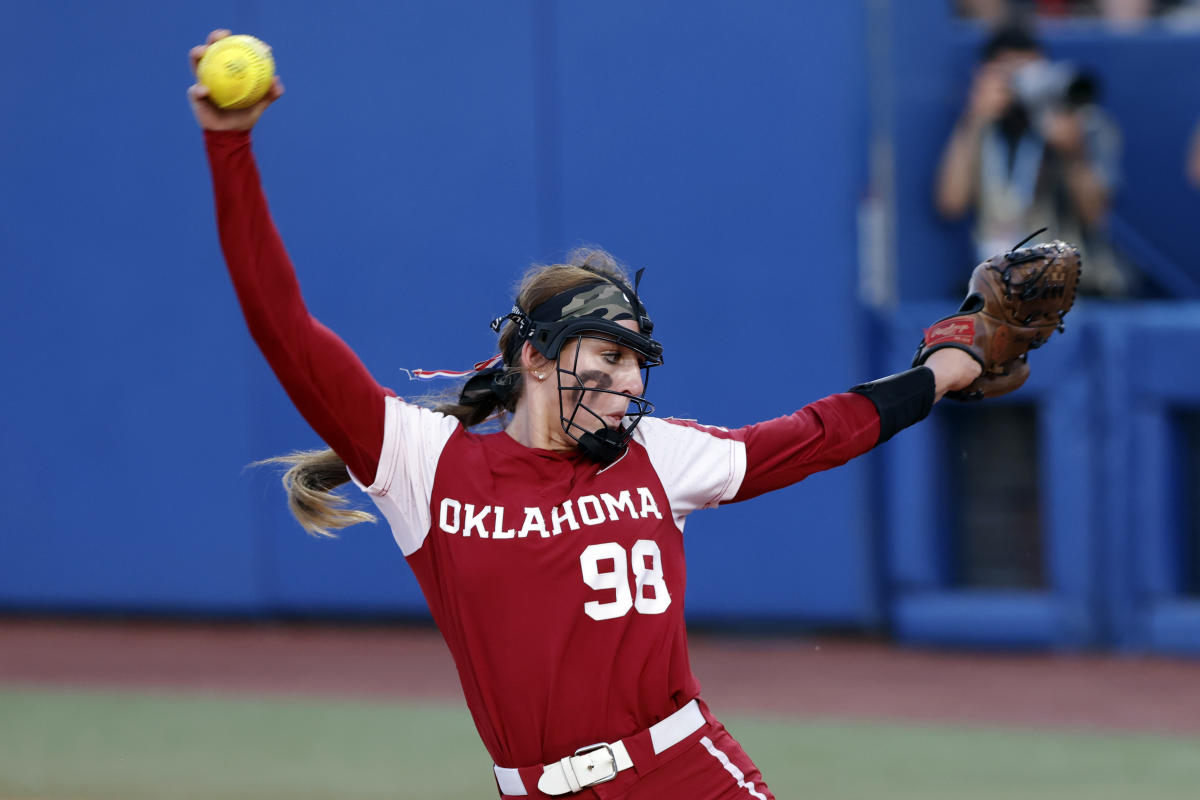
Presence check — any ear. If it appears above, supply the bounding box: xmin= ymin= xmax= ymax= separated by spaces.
xmin=520 ymin=341 xmax=553 ymax=375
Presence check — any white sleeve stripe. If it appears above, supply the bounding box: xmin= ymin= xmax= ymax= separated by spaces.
xmin=715 ymin=439 xmax=747 ymax=505
xmin=356 ymin=396 xmax=458 ymax=556
xmin=366 ymin=396 xmax=401 ymax=496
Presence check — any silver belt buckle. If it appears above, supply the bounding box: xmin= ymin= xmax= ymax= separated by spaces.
xmin=572 ymin=742 xmax=618 ymax=787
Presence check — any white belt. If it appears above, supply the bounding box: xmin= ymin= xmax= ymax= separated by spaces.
xmin=493 ymin=699 xmax=705 ymax=796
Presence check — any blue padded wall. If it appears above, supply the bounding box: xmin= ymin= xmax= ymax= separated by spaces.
xmin=1099 ymin=305 xmax=1200 ymax=655
xmin=7 ymin=2 xmax=1199 ymax=653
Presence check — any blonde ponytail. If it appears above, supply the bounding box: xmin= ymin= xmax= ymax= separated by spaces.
xmin=254 ymin=448 xmax=376 ymax=537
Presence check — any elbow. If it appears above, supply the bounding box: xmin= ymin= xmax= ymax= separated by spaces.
xmin=1076 ymin=192 xmax=1111 ymax=230
xmin=934 ymin=188 xmax=970 ymax=221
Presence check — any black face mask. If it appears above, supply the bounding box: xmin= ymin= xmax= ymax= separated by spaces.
xmin=488 ymin=270 xmax=664 ymax=463
xmin=552 ymin=332 xmax=659 ymax=464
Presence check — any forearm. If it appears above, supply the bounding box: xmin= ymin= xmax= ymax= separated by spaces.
xmin=844 ymin=351 xmax=979 ymax=442
xmin=728 ymin=355 xmax=977 ymax=502
xmin=206 ymin=131 xmax=308 ymax=347
xmin=729 ymin=392 xmax=881 ymax=502
xmin=935 ymin=118 xmax=985 ymax=219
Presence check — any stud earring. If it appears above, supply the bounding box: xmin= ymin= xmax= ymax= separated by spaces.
xmin=535 ymin=372 xmax=545 ymax=381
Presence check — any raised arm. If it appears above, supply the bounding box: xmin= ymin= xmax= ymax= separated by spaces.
xmin=189 ymin=30 xmax=389 ymax=483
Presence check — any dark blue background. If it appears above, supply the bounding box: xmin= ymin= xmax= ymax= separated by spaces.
xmin=2 ymin=2 xmax=1198 ymax=651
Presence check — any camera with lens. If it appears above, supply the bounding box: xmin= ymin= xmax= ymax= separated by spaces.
xmin=1009 ymin=60 xmax=1097 ymax=129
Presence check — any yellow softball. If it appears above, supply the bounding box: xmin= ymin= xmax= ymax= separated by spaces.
xmin=197 ymin=34 xmax=275 ymax=110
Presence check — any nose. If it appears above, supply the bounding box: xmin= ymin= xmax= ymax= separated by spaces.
xmin=615 ymin=362 xmax=644 ymax=398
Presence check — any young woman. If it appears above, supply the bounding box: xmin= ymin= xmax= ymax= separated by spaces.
xmin=189 ymin=30 xmax=981 ymax=800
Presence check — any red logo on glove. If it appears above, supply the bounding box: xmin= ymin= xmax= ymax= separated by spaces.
xmin=925 ymin=318 xmax=975 ymax=346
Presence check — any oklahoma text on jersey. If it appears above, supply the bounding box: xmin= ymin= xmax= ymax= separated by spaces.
xmin=437 ymin=488 xmax=663 ymax=539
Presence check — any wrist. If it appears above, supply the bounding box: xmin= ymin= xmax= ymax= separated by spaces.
xmin=925 ymin=347 xmax=983 ymax=399
xmin=848 ymin=367 xmax=936 ymax=445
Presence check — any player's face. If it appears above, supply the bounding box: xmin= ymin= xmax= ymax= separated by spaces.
xmin=557 ymin=321 xmax=647 ymax=432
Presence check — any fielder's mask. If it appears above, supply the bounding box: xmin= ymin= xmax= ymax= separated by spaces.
xmin=491 ymin=267 xmax=663 ymax=463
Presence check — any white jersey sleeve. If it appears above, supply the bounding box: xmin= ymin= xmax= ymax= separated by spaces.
xmin=631 ymin=416 xmax=747 ymax=526
xmin=349 ymin=395 xmax=459 ymax=555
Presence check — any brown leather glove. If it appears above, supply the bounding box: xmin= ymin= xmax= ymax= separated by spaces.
xmin=913 ymin=240 xmax=1082 ymax=401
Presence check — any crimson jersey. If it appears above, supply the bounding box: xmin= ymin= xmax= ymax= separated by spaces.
xmin=206 ymin=129 xmax=882 ymax=772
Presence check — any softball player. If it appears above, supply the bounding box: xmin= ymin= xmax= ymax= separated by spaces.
xmin=189 ymin=31 xmax=981 ymax=800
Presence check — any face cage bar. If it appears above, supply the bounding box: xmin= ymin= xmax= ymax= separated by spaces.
xmin=554 ymin=333 xmax=658 ymax=459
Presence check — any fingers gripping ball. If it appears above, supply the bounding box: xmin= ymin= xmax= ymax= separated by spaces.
xmin=913 ymin=240 xmax=1082 ymax=401
xmin=197 ymin=35 xmax=275 ymax=109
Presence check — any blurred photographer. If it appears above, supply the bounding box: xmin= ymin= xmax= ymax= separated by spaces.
xmin=936 ymin=24 xmax=1132 ymax=296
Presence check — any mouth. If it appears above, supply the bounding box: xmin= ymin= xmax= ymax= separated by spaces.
xmin=602 ymin=413 xmax=626 ymax=428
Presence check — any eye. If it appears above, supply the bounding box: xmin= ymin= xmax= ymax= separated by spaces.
xmin=602 ymin=351 xmax=622 ymax=365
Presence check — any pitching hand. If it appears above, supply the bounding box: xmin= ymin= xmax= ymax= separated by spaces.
xmin=188 ymin=29 xmax=284 ymax=131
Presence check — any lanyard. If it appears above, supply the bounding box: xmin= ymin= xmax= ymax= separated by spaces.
xmin=980 ymin=127 xmax=1044 ymax=223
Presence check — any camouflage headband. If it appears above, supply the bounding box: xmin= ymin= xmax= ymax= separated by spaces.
xmin=490 ymin=275 xmax=657 ymax=369
xmin=489 ymin=280 xmax=640 ymax=343
xmin=531 ymin=281 xmax=637 ymax=325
